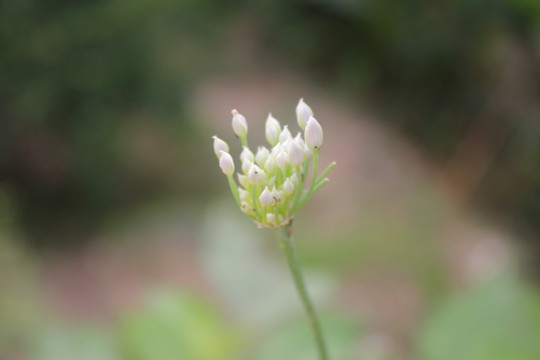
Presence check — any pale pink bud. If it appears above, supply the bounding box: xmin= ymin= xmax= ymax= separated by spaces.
xmin=219 ymin=151 xmax=234 ymax=176
xmin=259 ymin=186 xmax=273 ymax=206
xmin=248 ymin=164 xmax=266 ymax=185
xmin=296 ymin=98 xmax=313 ymax=130
xmin=265 ymin=113 xmax=281 ymax=146
xmin=240 ymin=146 xmax=254 ymax=163
xmin=255 ymin=146 xmax=270 ymax=167
xmin=288 ymin=139 xmax=304 ymax=167
xmin=305 ymin=116 xmax=323 ymax=150
xmin=242 ymin=158 xmax=253 ymax=174
xmin=276 ymin=151 xmax=288 ymax=171
xmin=283 ymin=178 xmax=295 ymax=195
xmin=231 ymin=109 xmax=248 ymax=138
xmin=212 ymin=136 xmax=229 ymax=158
xmin=279 ymin=125 xmax=292 ymax=144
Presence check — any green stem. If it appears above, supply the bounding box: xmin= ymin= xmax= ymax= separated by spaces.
xmin=241 ymin=136 xmax=248 ymax=148
xmin=251 ymin=185 xmax=259 ymax=220
xmin=227 ymin=175 xmax=241 ymax=207
xmin=316 ymin=161 xmax=336 ymax=184
xmin=276 ymin=223 xmax=329 ymax=360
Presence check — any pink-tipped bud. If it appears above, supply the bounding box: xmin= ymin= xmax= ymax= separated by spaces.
xmin=231 ymin=109 xmax=248 ymax=138
xmin=219 ymin=151 xmax=235 ymax=176
xmin=305 ymin=116 xmax=323 ymax=150
xmin=296 ymin=98 xmax=313 ymax=130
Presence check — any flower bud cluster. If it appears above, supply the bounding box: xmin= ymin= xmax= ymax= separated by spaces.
xmin=213 ymin=98 xmax=334 ymax=228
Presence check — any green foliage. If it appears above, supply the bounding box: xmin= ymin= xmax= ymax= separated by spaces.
xmin=418 ymin=275 xmax=540 ymax=360
xmin=33 ymin=324 xmax=118 ymax=360
xmin=0 ymin=0 xmax=227 ymax=243
xmin=255 ymin=314 xmax=362 ymax=360
xmin=118 ymin=290 xmax=242 ymax=360
xmin=0 ymin=230 xmax=38 ymax=357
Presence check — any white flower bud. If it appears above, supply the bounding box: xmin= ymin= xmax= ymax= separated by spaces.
xmin=238 ymin=174 xmax=249 ymax=188
xmin=283 ymin=178 xmax=295 ymax=195
xmin=219 ymin=151 xmax=234 ymax=176
xmin=267 ymin=176 xmax=276 ymax=189
xmin=259 ymin=186 xmax=273 ymax=207
xmin=212 ymin=136 xmax=229 ymax=158
xmin=248 ymin=164 xmax=266 ymax=185
xmin=231 ymin=109 xmax=248 ymax=138
xmin=255 ymin=146 xmax=270 ymax=167
xmin=279 ymin=125 xmax=292 ymax=144
xmin=276 ymin=151 xmax=288 ymax=171
xmin=294 ymin=132 xmax=305 ymax=146
xmin=266 ymin=213 xmax=276 ymax=225
xmin=305 ymin=116 xmax=323 ymax=150
xmin=239 ymin=188 xmax=250 ymax=202
xmin=264 ymin=154 xmax=276 ymax=173
xmin=240 ymin=146 xmax=254 ymax=163
xmin=242 ymin=159 xmax=253 ymax=174
xmin=290 ymin=173 xmax=298 ymax=185
xmin=265 ymin=113 xmax=281 ymax=146
xmin=288 ymin=139 xmax=305 ymax=167
xmin=296 ymin=98 xmax=313 ymax=130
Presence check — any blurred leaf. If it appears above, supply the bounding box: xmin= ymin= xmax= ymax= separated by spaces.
xmin=34 ymin=324 xmax=118 ymax=360
xmin=199 ymin=201 xmax=336 ymax=330
xmin=118 ymin=290 xmax=241 ymax=360
xmin=255 ymin=314 xmax=362 ymax=360
xmin=418 ymin=275 xmax=540 ymax=360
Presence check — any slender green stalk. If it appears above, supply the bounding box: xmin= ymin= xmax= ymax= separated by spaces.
xmin=276 ymin=223 xmax=329 ymax=360
xmin=226 ymin=175 xmax=241 ymax=207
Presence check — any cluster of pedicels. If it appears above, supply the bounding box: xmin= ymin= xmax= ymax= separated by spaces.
xmin=212 ymin=99 xmax=335 ymax=228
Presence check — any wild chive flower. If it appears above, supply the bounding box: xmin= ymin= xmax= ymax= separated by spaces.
xmin=213 ymin=99 xmax=336 ymax=228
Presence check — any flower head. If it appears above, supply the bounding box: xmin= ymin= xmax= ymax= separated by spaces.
xmin=213 ymin=99 xmax=334 ymax=228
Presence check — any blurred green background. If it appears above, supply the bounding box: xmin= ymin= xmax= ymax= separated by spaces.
xmin=1 ymin=0 xmax=540 ymax=359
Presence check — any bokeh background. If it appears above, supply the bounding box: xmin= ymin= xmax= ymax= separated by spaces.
xmin=1 ymin=1 xmax=540 ymax=359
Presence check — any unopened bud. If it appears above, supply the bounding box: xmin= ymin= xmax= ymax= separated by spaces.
xmin=265 ymin=113 xmax=281 ymax=146
xmin=219 ymin=151 xmax=235 ymax=176
xmin=248 ymin=164 xmax=266 ymax=185
xmin=239 ymin=188 xmax=250 ymax=202
xmin=212 ymin=136 xmax=229 ymax=158
xmin=283 ymin=179 xmax=295 ymax=195
xmin=259 ymin=186 xmax=273 ymax=206
xmin=279 ymin=125 xmax=292 ymax=144
xmin=288 ymin=139 xmax=304 ymax=167
xmin=276 ymin=151 xmax=288 ymax=171
xmin=240 ymin=146 xmax=254 ymax=163
xmin=264 ymin=154 xmax=276 ymax=173
xmin=296 ymin=98 xmax=313 ymax=130
xmin=255 ymin=146 xmax=270 ymax=167
xmin=242 ymin=159 xmax=253 ymax=174
xmin=231 ymin=109 xmax=248 ymax=138
xmin=305 ymin=116 xmax=323 ymax=150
